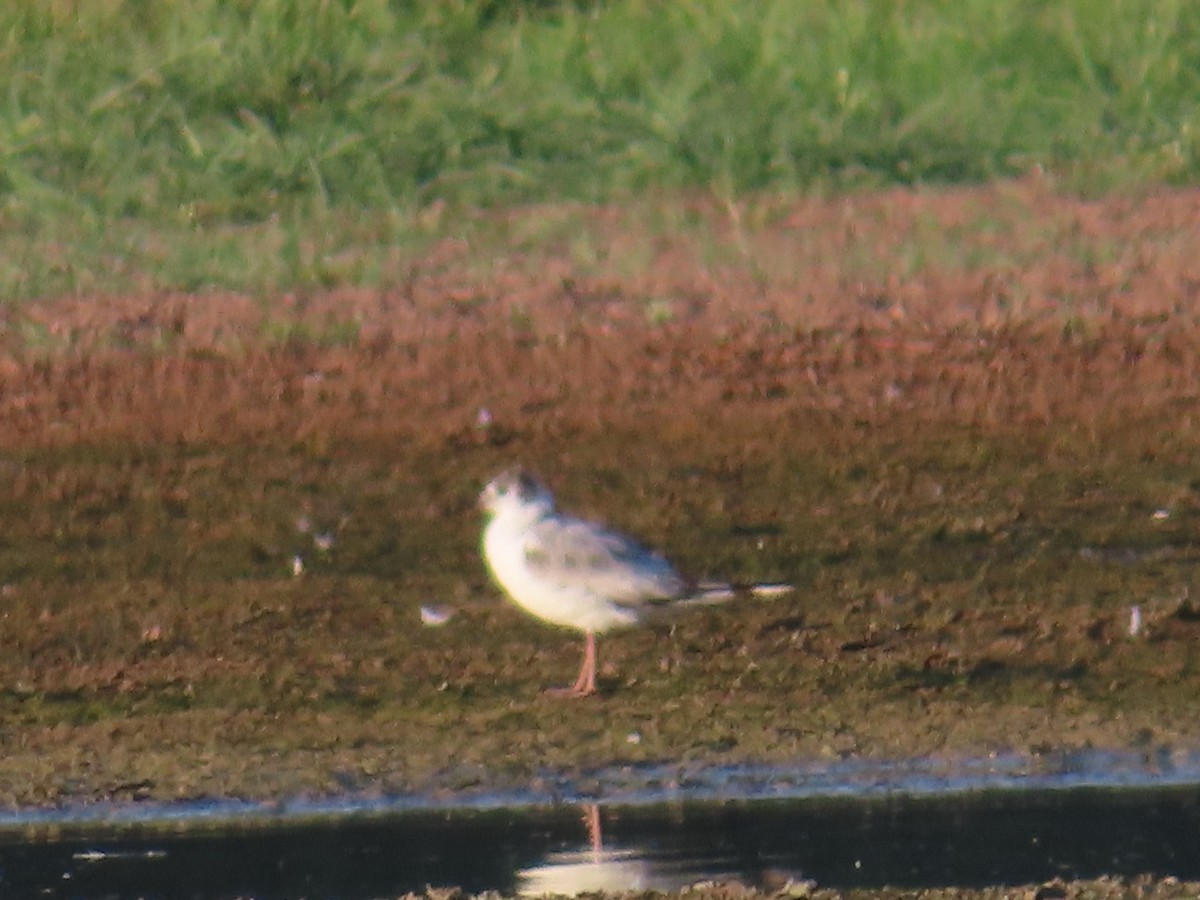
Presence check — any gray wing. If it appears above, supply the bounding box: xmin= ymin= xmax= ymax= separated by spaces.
xmin=523 ymin=514 xmax=688 ymax=604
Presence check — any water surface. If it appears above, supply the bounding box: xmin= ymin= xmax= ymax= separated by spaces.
xmin=2 ymin=751 xmax=1199 ymax=899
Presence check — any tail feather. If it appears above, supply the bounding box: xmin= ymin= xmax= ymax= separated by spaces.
xmin=746 ymin=582 xmax=793 ymax=598
xmin=684 ymin=581 xmax=793 ymax=604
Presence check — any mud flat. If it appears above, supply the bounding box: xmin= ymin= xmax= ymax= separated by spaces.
xmin=1 ymin=183 xmax=1199 ymax=811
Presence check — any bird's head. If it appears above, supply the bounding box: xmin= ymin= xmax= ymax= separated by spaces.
xmin=479 ymin=469 xmax=556 ymax=520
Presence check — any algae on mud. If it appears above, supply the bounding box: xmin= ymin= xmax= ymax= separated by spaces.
xmin=2 ymin=185 xmax=1200 ymax=809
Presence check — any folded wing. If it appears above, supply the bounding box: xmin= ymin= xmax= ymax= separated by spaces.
xmin=522 ymin=515 xmax=688 ymax=604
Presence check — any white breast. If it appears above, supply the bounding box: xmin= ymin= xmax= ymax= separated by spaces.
xmin=482 ymin=516 xmax=641 ymax=634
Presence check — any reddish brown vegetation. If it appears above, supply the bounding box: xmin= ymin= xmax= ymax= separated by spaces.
xmin=4 ymin=181 xmax=1200 ymax=453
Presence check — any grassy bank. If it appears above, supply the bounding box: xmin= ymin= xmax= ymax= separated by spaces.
xmin=1 ymin=0 xmax=1198 ymax=298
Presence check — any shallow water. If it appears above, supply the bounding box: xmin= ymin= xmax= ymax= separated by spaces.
xmin=2 ymin=750 xmax=1200 ymax=898
xmin=3 ymin=786 xmax=1200 ymax=898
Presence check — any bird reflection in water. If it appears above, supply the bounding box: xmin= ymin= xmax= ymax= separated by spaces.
xmin=517 ymin=804 xmax=661 ymax=897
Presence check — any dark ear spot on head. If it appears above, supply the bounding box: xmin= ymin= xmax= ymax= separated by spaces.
xmin=517 ymin=470 xmax=540 ymax=498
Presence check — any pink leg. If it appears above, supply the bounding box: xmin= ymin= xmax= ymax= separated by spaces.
xmin=583 ymin=803 xmax=602 ymax=854
xmin=545 ymin=632 xmax=598 ymax=698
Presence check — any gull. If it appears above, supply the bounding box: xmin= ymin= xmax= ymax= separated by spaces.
xmin=479 ymin=469 xmax=791 ymax=697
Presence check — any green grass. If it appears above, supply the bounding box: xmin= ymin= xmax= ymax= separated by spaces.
xmin=1 ymin=0 xmax=1198 ymax=299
